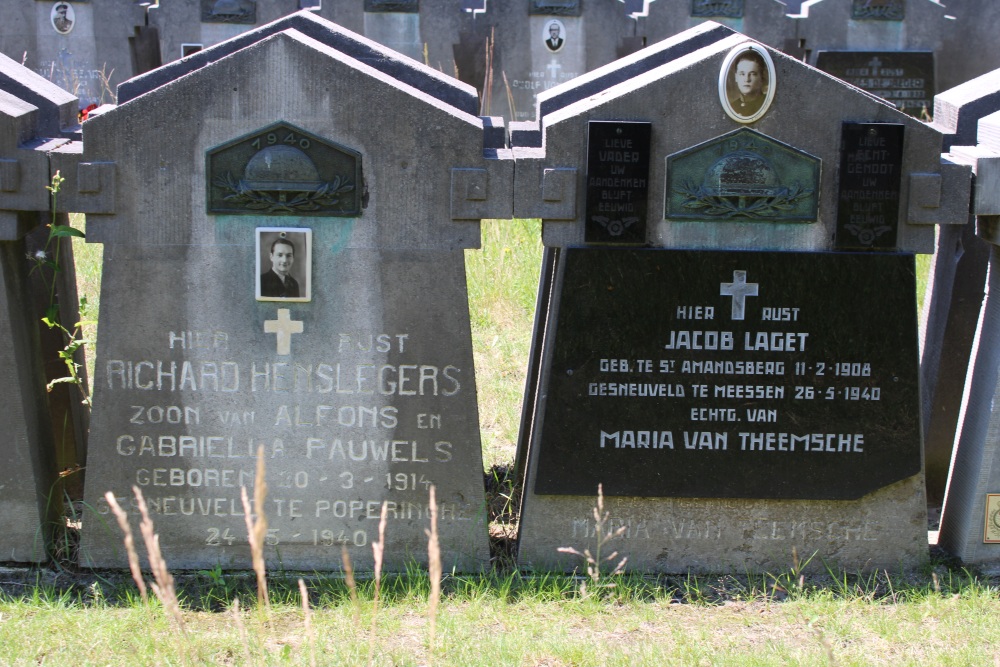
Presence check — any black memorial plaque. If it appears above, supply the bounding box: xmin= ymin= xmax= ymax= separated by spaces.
xmin=585 ymin=121 xmax=651 ymax=244
xmin=816 ymin=52 xmax=934 ymax=118
xmin=530 ymin=0 xmax=582 ymax=16
xmin=835 ymin=123 xmax=904 ymax=251
xmin=691 ymin=0 xmax=744 ymax=18
xmin=365 ymin=0 xmax=418 ymax=12
xmin=201 ymin=0 xmax=256 ymax=24
xmin=533 ymin=248 xmax=920 ymax=500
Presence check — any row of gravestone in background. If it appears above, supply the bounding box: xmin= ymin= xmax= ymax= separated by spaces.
xmin=0 ymin=0 xmax=989 ymax=122
xmin=0 ymin=10 xmax=998 ymax=573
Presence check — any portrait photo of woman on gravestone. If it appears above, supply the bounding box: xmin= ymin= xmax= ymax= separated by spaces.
xmin=719 ymin=44 xmax=776 ymax=124
xmin=51 ymin=2 xmax=75 ymax=35
xmin=256 ymin=228 xmax=311 ymax=302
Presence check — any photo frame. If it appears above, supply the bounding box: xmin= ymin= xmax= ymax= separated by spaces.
xmin=719 ymin=43 xmax=775 ymax=124
xmin=543 ymin=19 xmax=566 ymax=53
xmin=256 ymin=228 xmax=311 ymax=302
xmin=51 ymin=2 xmax=75 ymax=35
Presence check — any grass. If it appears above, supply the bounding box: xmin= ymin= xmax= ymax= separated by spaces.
xmin=0 ymin=569 xmax=998 ymax=665
xmin=69 ymin=212 xmax=101 ymax=386
xmin=464 ymin=218 xmax=543 ymax=469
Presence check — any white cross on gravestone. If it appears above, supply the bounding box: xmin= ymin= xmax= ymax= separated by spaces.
xmin=547 ymin=59 xmax=563 ymax=79
xmin=264 ymin=308 xmax=303 ymax=355
xmin=867 ymin=57 xmax=883 ymax=71
xmin=720 ymin=270 xmax=758 ymax=321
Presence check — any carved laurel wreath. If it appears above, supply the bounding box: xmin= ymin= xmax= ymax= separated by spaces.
xmin=852 ymin=2 xmax=903 ymax=21
xmin=674 ymin=181 xmax=813 ymax=219
xmin=213 ymin=173 xmax=355 ymax=213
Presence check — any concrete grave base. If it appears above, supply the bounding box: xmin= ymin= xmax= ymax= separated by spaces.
xmin=518 ymin=476 xmax=928 ymax=574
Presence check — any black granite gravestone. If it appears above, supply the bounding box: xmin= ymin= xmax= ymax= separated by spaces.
xmin=533 ymin=248 xmax=920 ymax=500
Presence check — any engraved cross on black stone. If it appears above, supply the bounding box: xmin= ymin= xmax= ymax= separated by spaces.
xmin=720 ymin=270 xmax=758 ymax=321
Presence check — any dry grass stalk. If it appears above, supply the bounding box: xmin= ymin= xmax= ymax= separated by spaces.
xmin=480 ymin=27 xmax=494 ymax=115
xmin=240 ymin=445 xmax=270 ymax=610
xmin=367 ymin=501 xmax=388 ymax=667
xmin=502 ymin=70 xmax=516 ymax=122
xmin=132 ymin=486 xmax=186 ymax=635
xmin=103 ymin=491 xmax=147 ymax=603
xmin=425 ymin=485 xmax=442 ymax=658
xmin=341 ymin=545 xmax=360 ymax=625
xmin=557 ymin=483 xmax=627 ymax=597
xmin=299 ymin=579 xmax=317 ymax=667
xmin=231 ymin=597 xmax=252 ymax=664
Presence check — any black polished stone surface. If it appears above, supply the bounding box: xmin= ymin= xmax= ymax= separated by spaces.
xmin=365 ymin=0 xmax=419 ymax=12
xmin=585 ymin=121 xmax=651 ymax=244
xmin=530 ymin=0 xmax=582 ymax=16
xmin=533 ymin=248 xmax=920 ymax=500
xmin=201 ymin=0 xmax=256 ymax=24
xmin=817 ymin=52 xmax=933 ymax=117
xmin=691 ymin=0 xmax=744 ymax=18
xmin=835 ymin=123 xmax=904 ymax=251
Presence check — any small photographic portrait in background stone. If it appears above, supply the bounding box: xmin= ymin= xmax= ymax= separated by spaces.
xmin=51 ymin=2 xmax=75 ymax=35
xmin=256 ymin=228 xmax=311 ymax=302
xmin=719 ymin=44 xmax=775 ymax=123
xmin=544 ymin=19 xmax=566 ymax=53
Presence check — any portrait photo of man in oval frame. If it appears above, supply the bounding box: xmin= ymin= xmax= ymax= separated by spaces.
xmin=51 ymin=2 xmax=75 ymax=35
xmin=719 ymin=44 xmax=776 ymax=124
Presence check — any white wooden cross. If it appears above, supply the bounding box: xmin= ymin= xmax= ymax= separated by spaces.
xmin=264 ymin=308 xmax=303 ymax=355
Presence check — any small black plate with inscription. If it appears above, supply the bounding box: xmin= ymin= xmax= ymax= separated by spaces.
xmin=585 ymin=121 xmax=651 ymax=245
xmin=816 ymin=52 xmax=933 ymax=118
xmin=532 ymin=247 xmax=920 ymax=500
xmin=835 ymin=123 xmax=904 ymax=251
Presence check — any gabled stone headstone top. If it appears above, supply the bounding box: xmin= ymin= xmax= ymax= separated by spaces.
xmin=0 ymin=90 xmax=37 ymax=152
xmin=88 ymin=27 xmax=499 ymax=248
xmin=535 ymin=22 xmax=737 ymax=125
xmin=0 ymin=79 xmax=72 ymax=231
xmin=0 ymin=53 xmax=78 ymax=138
xmin=931 ymin=69 xmax=1000 ymax=151
xmin=512 ymin=25 xmax=948 ymax=253
xmin=118 ymin=10 xmax=478 ymax=115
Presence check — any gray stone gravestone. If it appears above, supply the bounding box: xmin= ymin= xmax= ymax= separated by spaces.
xmin=79 ymin=11 xmax=505 ymax=572
xmin=792 ymin=0 xmax=963 ymax=96
xmin=513 ymin=23 xmax=965 ymax=573
xmin=0 ymin=55 xmax=86 ymax=563
xmin=936 ymin=111 xmax=1000 ymax=572
xmin=915 ymin=70 xmax=1000 ymax=508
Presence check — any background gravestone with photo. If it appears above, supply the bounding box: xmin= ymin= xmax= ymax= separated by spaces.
xmin=0 ymin=0 xmax=149 ymax=111
xmin=78 ymin=11 xmax=507 ymax=572
xmin=512 ymin=22 xmax=968 ymax=573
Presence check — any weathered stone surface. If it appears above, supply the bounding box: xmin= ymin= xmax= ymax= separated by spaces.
xmin=938 ymin=245 xmax=1000 ymax=573
xmin=0 ymin=239 xmax=58 ymax=563
xmin=79 ymin=15 xmax=500 ymax=572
